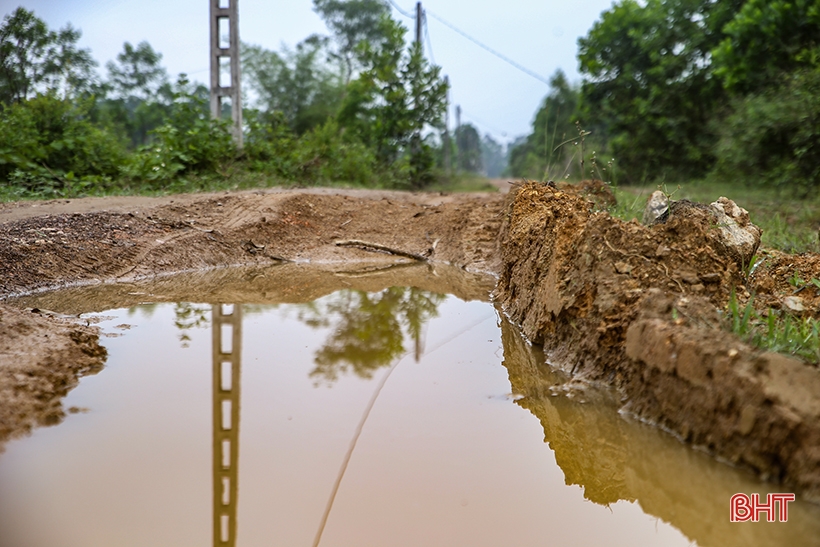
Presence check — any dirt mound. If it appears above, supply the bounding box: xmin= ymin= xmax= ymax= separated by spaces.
xmin=496 ymin=181 xmax=820 ymax=501
xmin=0 ymin=190 xmax=504 ymax=297
xmin=557 ymin=178 xmax=617 ymax=209
xmin=0 ymin=306 xmax=105 ymax=450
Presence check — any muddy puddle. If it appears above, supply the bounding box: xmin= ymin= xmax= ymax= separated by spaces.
xmin=1 ymin=264 xmax=819 ymax=547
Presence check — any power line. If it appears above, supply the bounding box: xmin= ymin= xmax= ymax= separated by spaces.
xmin=459 ymin=108 xmax=510 ymax=140
xmin=386 ymin=0 xmax=415 ymax=19
xmin=425 ymin=9 xmax=551 ymax=86
xmin=423 ymin=12 xmax=436 ymax=65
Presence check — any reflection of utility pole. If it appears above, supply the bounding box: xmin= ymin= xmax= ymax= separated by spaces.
xmin=209 ymin=0 xmax=243 ymax=148
xmin=212 ymin=304 xmax=242 ymax=547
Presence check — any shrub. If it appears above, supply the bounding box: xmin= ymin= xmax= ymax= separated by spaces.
xmin=0 ymin=93 xmax=125 ymax=194
xmin=714 ymin=68 xmax=820 ymax=195
xmin=123 ymin=76 xmax=236 ymax=184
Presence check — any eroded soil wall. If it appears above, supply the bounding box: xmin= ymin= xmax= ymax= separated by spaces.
xmin=496 ymin=182 xmax=820 ymax=501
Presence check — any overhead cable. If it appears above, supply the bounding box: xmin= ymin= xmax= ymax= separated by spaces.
xmin=426 ymin=10 xmax=551 ymax=86
xmin=386 ymin=0 xmax=414 ymax=19
xmin=459 ymin=108 xmax=510 ymax=140
xmin=423 ymin=12 xmax=436 ymax=65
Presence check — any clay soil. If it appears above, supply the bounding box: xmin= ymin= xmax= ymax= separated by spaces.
xmin=2 ymin=183 xmax=820 ymax=503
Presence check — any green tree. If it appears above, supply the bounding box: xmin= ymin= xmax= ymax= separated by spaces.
xmin=106 ymin=41 xmax=168 ymax=100
xmin=0 ymin=8 xmax=97 ymax=104
xmin=713 ymin=0 xmax=820 ymax=94
xmin=242 ymin=36 xmax=344 ymax=134
xmin=578 ymin=0 xmax=743 ymax=183
xmin=339 ymin=15 xmax=447 ymax=188
xmin=95 ymin=41 xmax=176 ymax=148
xmin=714 ymin=67 xmax=820 ymax=195
xmin=508 ymin=70 xmax=582 ymax=180
xmin=455 ymin=123 xmax=482 ymax=173
xmin=313 ymin=0 xmax=391 ymax=82
xmin=481 ymin=134 xmax=506 ymax=178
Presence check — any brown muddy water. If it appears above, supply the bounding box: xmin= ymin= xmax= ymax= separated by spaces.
xmin=1 ymin=264 xmax=819 ymax=547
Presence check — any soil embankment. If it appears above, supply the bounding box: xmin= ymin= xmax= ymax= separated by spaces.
xmin=496 ymin=181 xmax=820 ymax=501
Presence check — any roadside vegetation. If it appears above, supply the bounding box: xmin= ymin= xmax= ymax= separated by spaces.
xmin=509 ymin=0 xmax=820 ymax=196
xmin=0 ymin=3 xmax=501 ymax=200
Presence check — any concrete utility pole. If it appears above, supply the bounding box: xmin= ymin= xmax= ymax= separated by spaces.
xmin=210 ymin=0 xmax=243 ymax=148
xmin=443 ymin=76 xmax=451 ymax=173
xmin=415 ymin=2 xmax=423 ymax=45
xmin=455 ymin=104 xmax=461 ymax=172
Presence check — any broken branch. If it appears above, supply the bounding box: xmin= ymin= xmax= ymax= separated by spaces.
xmin=334 ymin=239 xmax=428 ymax=261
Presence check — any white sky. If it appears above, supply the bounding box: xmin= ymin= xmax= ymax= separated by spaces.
xmin=3 ymin=0 xmax=616 ymax=143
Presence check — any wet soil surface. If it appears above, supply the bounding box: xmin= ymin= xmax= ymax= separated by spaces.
xmin=0 ymin=188 xmax=503 ymax=453
xmin=3 ymin=183 xmax=820 ymax=504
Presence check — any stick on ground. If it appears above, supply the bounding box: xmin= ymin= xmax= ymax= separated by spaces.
xmin=334 ymin=239 xmax=428 ymax=261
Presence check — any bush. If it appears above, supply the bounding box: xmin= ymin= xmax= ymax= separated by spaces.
xmin=0 ymin=93 xmax=126 ymax=194
xmin=245 ymin=110 xmax=378 ymax=186
xmin=123 ymin=76 xmax=236 ymax=184
xmin=714 ymin=68 xmax=820 ymax=195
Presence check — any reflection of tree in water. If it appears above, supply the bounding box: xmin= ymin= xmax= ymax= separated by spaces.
xmin=127 ymin=303 xmax=160 ymax=319
xmin=173 ymin=302 xmax=210 ymax=348
xmin=299 ymin=287 xmax=445 ymax=384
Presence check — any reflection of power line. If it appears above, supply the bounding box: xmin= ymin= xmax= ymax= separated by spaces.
xmin=312 ymin=310 xmax=495 ymax=546
xmin=212 ymin=304 xmax=242 ymax=547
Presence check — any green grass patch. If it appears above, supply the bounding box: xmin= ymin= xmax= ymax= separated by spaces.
xmin=0 ymin=168 xmax=499 ymax=203
xmin=425 ymin=173 xmax=499 ymax=193
xmin=727 ymin=291 xmax=820 ymax=364
xmin=611 ymin=180 xmax=820 ymax=254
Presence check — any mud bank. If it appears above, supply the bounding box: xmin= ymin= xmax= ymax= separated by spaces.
xmin=496 ymin=182 xmax=820 ymax=501
xmin=0 ymin=305 xmax=106 ymax=449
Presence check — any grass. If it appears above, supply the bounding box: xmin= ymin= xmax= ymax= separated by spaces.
xmin=610 ymin=180 xmax=820 ymax=254
xmin=728 ymin=291 xmax=820 ymax=364
xmin=425 ymin=173 xmax=499 ymax=193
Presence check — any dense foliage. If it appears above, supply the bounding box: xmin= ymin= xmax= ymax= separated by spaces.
xmin=0 ymin=3 xmax=469 ymax=197
xmin=509 ymin=0 xmax=820 ymax=192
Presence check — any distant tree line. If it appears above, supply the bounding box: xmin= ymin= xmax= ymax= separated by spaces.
xmin=509 ymin=0 xmax=820 ymax=193
xmin=1 ymin=2 xmax=502 ymax=197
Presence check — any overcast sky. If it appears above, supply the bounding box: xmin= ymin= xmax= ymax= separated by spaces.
xmin=3 ymin=0 xmax=616 ymax=143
